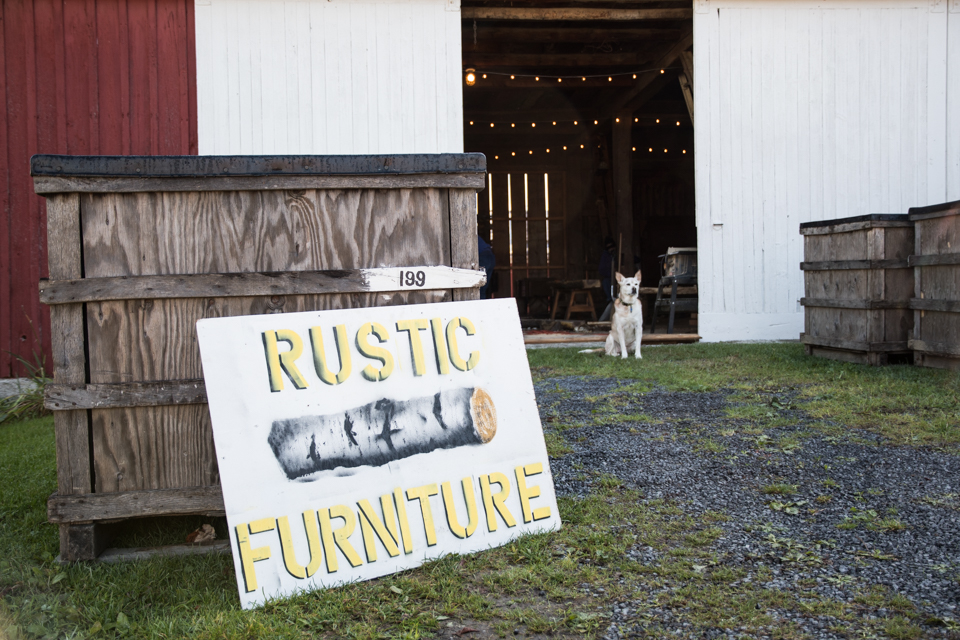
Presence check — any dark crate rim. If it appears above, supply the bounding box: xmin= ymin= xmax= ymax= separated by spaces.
xmin=908 ymin=198 xmax=960 ymax=219
xmin=31 ymin=153 xmax=487 ymax=178
xmin=799 ymin=214 xmax=908 ymax=229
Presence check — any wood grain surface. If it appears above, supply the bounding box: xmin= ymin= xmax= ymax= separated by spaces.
xmin=48 ymin=485 xmax=224 ymax=523
xmin=81 ymin=186 xmax=456 ymax=493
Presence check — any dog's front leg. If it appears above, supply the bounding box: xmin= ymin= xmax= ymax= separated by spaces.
xmin=617 ymin=323 xmax=628 ymax=360
xmin=635 ymin=324 xmax=642 ymax=360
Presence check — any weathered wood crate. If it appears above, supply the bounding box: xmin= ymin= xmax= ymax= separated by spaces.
xmin=32 ymin=154 xmax=486 ymax=561
xmin=908 ymin=199 xmax=960 ymax=370
xmin=799 ymin=214 xmax=914 ymax=365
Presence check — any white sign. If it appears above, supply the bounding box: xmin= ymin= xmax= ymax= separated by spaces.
xmin=197 ymin=299 xmax=561 ymax=609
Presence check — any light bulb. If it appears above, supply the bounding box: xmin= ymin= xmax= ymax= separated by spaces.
xmin=494 ymin=155 xmax=499 ymax=159
xmin=511 ymin=152 xmax=516 ymax=156
xmin=546 ymin=149 xmax=550 ymax=153
xmin=632 ymin=147 xmax=636 ymax=151
xmin=535 ymin=76 xmax=540 ymax=81
xmin=594 ymin=120 xmax=598 ymax=125
xmin=648 ymin=148 xmax=652 ymax=152
xmin=676 ymin=121 xmax=680 ymax=126
xmin=574 ymin=120 xmax=578 ymax=125
xmin=582 ymin=77 xmax=586 ymax=81
xmin=580 ymin=144 xmax=584 ymax=148
xmin=469 ymin=121 xmax=474 ymax=125
xmin=482 ymin=74 xmax=487 ymax=79
xmin=490 ymin=123 xmax=494 ymax=127
xmin=664 ymin=149 xmax=668 ymax=153
xmin=465 ymin=69 xmax=476 ymax=86
xmin=531 ymin=123 xmax=536 ymax=127
xmin=552 ymin=121 xmax=557 ymax=125
xmin=510 ymin=75 xmax=515 ymax=80
xmin=615 ymin=118 xmax=620 ymax=123
xmin=633 ymin=74 xmax=637 ymax=79
xmin=660 ymin=69 xmax=664 ymax=74
xmin=608 ymin=77 xmax=612 ymax=82
xmin=563 ymin=146 xmax=567 ymax=150
xmin=634 ymin=118 xmax=638 ymax=122
xmin=656 ymin=119 xmax=660 ymax=123
xmin=683 ymin=150 xmax=687 ymax=154
xmin=557 ymin=78 xmax=562 ymax=83
xmin=511 ymin=123 xmax=515 ymax=128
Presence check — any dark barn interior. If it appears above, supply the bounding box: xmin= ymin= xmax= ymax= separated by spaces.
xmin=461 ymin=1 xmax=696 ymax=325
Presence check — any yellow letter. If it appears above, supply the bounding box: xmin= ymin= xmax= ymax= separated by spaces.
xmin=396 ymin=319 xmax=429 ymax=376
xmin=441 ymin=478 xmax=479 ymax=539
xmin=480 ymin=473 xmax=517 ymax=532
xmin=317 ymin=506 xmax=364 ymax=572
xmin=262 ymin=330 xmax=309 ymax=391
xmin=394 ymin=487 xmax=414 ymax=554
xmin=357 ymin=496 xmax=401 ymax=562
xmin=430 ymin=318 xmax=450 ymax=374
xmin=446 ymin=317 xmax=480 ymax=372
xmin=236 ymin=518 xmax=274 ymax=592
xmin=356 ymin=322 xmax=395 ymax=382
xmin=406 ymin=484 xmax=440 ymax=546
xmin=309 ymin=325 xmax=351 ymax=385
xmin=277 ymin=512 xmax=323 ymax=579
xmin=515 ymin=463 xmax=551 ymax=523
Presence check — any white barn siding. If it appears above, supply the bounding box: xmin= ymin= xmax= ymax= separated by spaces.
xmin=694 ymin=0 xmax=960 ymax=341
xmin=194 ymin=0 xmax=464 ymax=155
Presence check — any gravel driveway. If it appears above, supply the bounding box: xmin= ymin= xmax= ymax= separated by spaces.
xmin=535 ymin=376 xmax=960 ymax=639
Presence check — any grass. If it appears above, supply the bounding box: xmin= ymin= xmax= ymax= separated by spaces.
xmin=528 ymin=342 xmax=960 ymax=447
xmin=2 ymin=343 xmax=957 ymax=638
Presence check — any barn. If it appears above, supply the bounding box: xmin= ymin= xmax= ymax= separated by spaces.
xmin=1 ymin=0 xmax=958 ymax=376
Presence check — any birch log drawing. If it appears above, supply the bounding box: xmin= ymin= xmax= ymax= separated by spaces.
xmin=268 ymin=388 xmax=497 ymax=479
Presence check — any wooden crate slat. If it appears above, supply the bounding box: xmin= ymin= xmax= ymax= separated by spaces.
xmin=799 ymin=334 xmax=908 ymax=353
xmin=800 ymin=259 xmax=909 ymax=271
xmin=910 ymin=298 xmax=960 ymax=313
xmin=48 ymin=486 xmax=225 ymax=524
xmin=800 ymin=298 xmax=911 ymax=310
xmin=907 ymin=253 xmax=960 ymax=267
xmin=34 ymin=173 xmax=487 ymax=195
xmin=40 ymin=266 xmax=486 ymax=304
xmin=46 ymin=380 xmax=207 ymax=410
xmin=909 ymin=339 xmax=960 ymax=358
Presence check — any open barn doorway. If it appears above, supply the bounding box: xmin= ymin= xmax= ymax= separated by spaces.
xmin=461 ymin=2 xmax=696 ymax=332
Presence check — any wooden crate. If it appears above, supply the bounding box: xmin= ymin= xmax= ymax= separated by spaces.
xmin=908 ymin=199 xmax=960 ymax=370
xmin=32 ymin=154 xmax=486 ymax=562
xmin=799 ymin=214 xmax=914 ymax=365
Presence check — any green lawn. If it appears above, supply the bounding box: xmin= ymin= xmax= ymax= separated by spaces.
xmin=1 ymin=343 xmax=957 ymax=639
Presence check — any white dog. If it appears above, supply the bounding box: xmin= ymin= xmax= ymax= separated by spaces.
xmin=604 ymin=270 xmax=643 ymax=359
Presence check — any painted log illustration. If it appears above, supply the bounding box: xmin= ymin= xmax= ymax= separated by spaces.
xmin=268 ymin=387 xmax=497 ymax=479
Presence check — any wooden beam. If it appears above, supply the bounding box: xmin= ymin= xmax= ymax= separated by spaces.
xmin=48 ymin=486 xmax=225 ymax=524
xmin=462 ymin=7 xmax=693 ymax=21
xmin=46 ymin=380 xmax=207 ymax=410
xmin=678 ymin=73 xmax=694 ymax=126
xmin=463 ymin=52 xmax=656 ymax=68
xmin=463 ymin=27 xmax=682 ymax=43
xmin=40 ymin=266 xmax=487 ymax=304
xmin=604 ymin=27 xmax=693 ymax=117
xmin=613 ymin=111 xmax=634 ymax=275
xmin=679 ymin=50 xmax=694 ymax=85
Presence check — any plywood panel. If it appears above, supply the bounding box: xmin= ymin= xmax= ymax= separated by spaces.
xmin=82 ymin=186 xmax=451 ymax=492
xmin=694 ymin=0 xmax=957 ymax=340
xmin=195 ymin=0 xmax=464 ymax=155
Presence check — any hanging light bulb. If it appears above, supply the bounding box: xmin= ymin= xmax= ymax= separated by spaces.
xmin=531 ymin=123 xmax=536 ymax=127
xmin=469 ymin=121 xmax=474 ymax=125
xmin=594 ymin=120 xmax=598 ymax=125
xmin=660 ymin=69 xmax=665 ymax=74
xmin=635 ymin=118 xmax=638 ymax=122
xmin=683 ymin=150 xmax=687 ymax=154
xmin=535 ymin=76 xmax=540 ymax=81
xmin=632 ymin=147 xmax=636 ymax=151
xmin=615 ymin=118 xmax=620 ymax=123
xmin=582 ymin=77 xmax=586 ymax=81
xmin=563 ymin=146 xmax=567 ymax=150
xmin=557 ymin=78 xmax=562 ymax=83
xmin=580 ymin=144 xmax=584 ymax=148
xmin=648 ymin=148 xmax=653 ymax=152
xmin=574 ymin=120 xmax=578 ymax=125
xmin=633 ymin=74 xmax=637 ymax=79
xmin=656 ymin=119 xmax=660 ymax=123
xmin=552 ymin=121 xmax=557 ymax=125
xmin=676 ymin=121 xmax=680 ymax=126
xmin=546 ymin=148 xmax=550 ymax=153
xmin=529 ymin=150 xmax=533 ymax=154
xmin=482 ymin=74 xmax=487 ymax=79
xmin=510 ymin=75 xmax=515 ymax=80
xmin=494 ymin=155 xmax=499 ymax=159
xmin=511 ymin=123 xmax=515 ymax=128
xmin=465 ymin=68 xmax=477 ymax=86
xmin=490 ymin=123 xmax=494 ymax=127
xmin=663 ymin=149 xmax=668 ymax=153
xmin=608 ymin=77 xmax=612 ymax=82
xmin=511 ymin=151 xmax=516 ymax=156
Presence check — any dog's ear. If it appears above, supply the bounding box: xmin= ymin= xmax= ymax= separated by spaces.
xmin=634 ymin=269 xmax=642 ymax=281
xmin=615 ymin=272 xmax=623 ymax=283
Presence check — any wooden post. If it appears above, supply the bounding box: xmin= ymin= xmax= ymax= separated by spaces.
xmin=46 ymin=193 xmax=112 ymax=561
xmin=449 ymin=188 xmax=481 ymax=301
xmin=613 ymin=111 xmax=634 ymax=275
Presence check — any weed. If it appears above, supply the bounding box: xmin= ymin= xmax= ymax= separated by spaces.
xmin=761 ymin=484 xmax=798 ymax=496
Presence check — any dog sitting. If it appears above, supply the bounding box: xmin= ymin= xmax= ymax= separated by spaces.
xmin=604 ymin=270 xmax=643 ymax=359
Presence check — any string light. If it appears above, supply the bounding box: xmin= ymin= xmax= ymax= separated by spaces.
xmin=632 ymin=147 xmax=636 ymax=151
xmin=664 ymin=149 xmax=668 ymax=153
xmin=511 ymin=123 xmax=515 ymax=127
xmin=546 ymin=148 xmax=550 ymax=153
xmin=557 ymin=78 xmax=562 ymax=83
xmin=683 ymin=150 xmax=687 ymax=154
xmin=469 ymin=121 xmax=474 ymax=125
xmin=648 ymin=148 xmax=653 ymax=152
xmin=608 ymin=77 xmax=612 ymax=82
xmin=494 ymin=155 xmax=499 ymax=159
xmin=465 ymin=68 xmax=476 ymax=86
xmin=511 ymin=152 xmax=516 ymax=156
xmin=563 ymin=146 xmax=567 ymax=150
xmin=490 ymin=123 xmax=494 ymax=127
xmin=615 ymin=117 xmax=620 ymax=123
xmin=634 ymin=118 xmax=638 ymax=122
xmin=582 ymin=77 xmax=586 ymax=81
xmin=676 ymin=121 xmax=681 ymax=126
xmin=531 ymin=123 xmax=536 ymax=127
xmin=574 ymin=120 xmax=578 ymax=125
xmin=660 ymin=69 xmax=665 ymax=74
xmin=552 ymin=121 xmax=556 ymax=125
xmin=594 ymin=120 xmax=598 ymax=125
xmin=529 ymin=150 xmax=533 ymax=154
xmin=482 ymin=74 xmax=487 ymax=79
xmin=510 ymin=75 xmax=515 ymax=80
xmin=580 ymin=144 xmax=584 ymax=148
xmin=633 ymin=74 xmax=637 ymax=79
xmin=656 ymin=119 xmax=660 ymax=123
xmin=535 ymin=77 xmax=540 ymax=81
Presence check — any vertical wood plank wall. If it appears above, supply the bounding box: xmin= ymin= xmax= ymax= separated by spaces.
xmin=694 ymin=0 xmax=959 ymax=341
xmin=0 ymin=0 xmax=198 ymax=377
xmin=194 ymin=0 xmax=464 ymax=155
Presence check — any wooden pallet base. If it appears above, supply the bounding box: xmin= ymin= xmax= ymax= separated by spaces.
xmin=804 ymin=344 xmax=912 ymax=366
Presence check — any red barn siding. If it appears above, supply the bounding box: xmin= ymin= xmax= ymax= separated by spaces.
xmin=0 ymin=0 xmax=197 ymax=377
